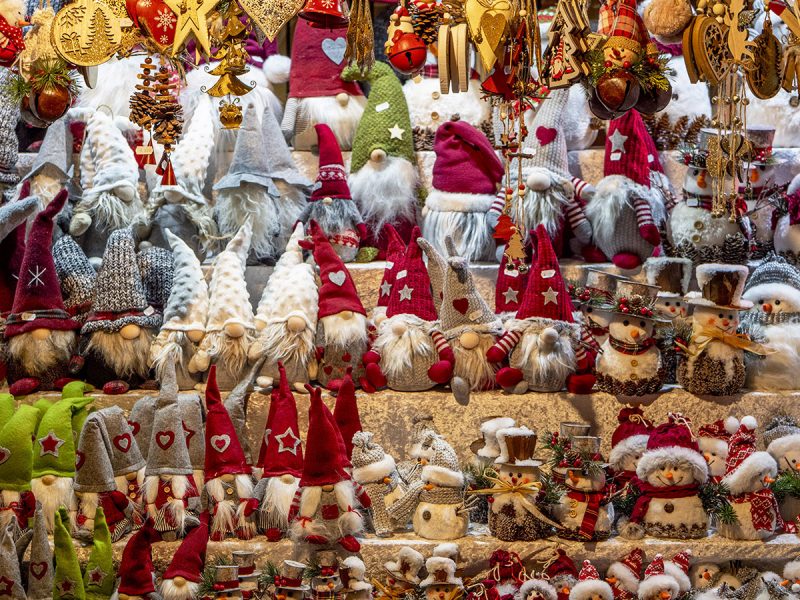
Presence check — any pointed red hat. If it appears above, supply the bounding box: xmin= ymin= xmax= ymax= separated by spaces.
xmin=386 ymin=226 xmax=437 ymax=321
xmin=333 ymin=368 xmax=362 ymax=459
xmin=723 ymin=417 xmax=758 ymax=476
xmin=619 ymin=548 xmax=644 ymax=579
xmin=604 ymin=110 xmax=651 ymax=187
xmin=376 ymin=224 xmax=406 ymax=310
xmin=259 ymin=363 xmax=304 ymax=478
xmin=495 ymin=251 xmax=529 ymax=314
xmin=327 ymin=387 xmax=352 ymax=472
xmin=611 ymin=407 xmax=653 ymax=449
xmin=579 ymin=560 xmax=601 ymax=582
xmin=545 ymin=549 xmax=578 ymax=579
xmin=311 ymin=124 xmax=352 ymax=201
xmin=204 ymin=366 xmax=251 ymax=480
xmin=301 ymin=384 xmax=349 ymax=486
xmin=516 ymin=225 xmax=574 ymax=321
xmin=669 ymin=551 xmax=691 ymax=576
xmin=302 ymin=220 xmax=365 ymax=319
xmin=5 ymin=189 xmax=80 ymax=337
xmin=644 ymin=555 xmax=665 ymax=579
xmin=117 ymin=521 xmax=158 ymax=596
xmin=162 ymin=511 xmax=209 ymax=583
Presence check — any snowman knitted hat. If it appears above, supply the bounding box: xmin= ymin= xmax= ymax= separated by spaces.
xmin=440 ymin=244 xmax=501 ymax=335
xmin=302 ymin=220 xmax=366 ymax=318
xmin=334 ymin=369 xmax=362 ymax=459
xmin=258 ymin=363 xmax=304 ymax=477
xmin=204 ymin=366 xmax=251 ymax=479
xmin=117 ymin=522 xmax=158 ymax=597
xmin=516 ymin=224 xmax=575 ymax=321
xmin=609 ymin=407 xmax=653 ymax=470
xmin=697 ymin=417 xmax=739 ymax=459
xmin=301 ymin=384 xmax=348 ymax=486
xmin=83 ymin=507 xmax=115 ymax=599
xmin=638 ymin=555 xmax=679 ymax=600
xmin=214 ymin=103 xmax=274 ymax=193
xmin=0 ymin=404 xmax=40 ymax=491
xmin=570 ymin=560 xmax=613 ymax=600
xmin=386 ymin=226 xmax=437 ymax=321
xmin=518 ymin=580 xmax=557 ymax=600
xmin=128 ymin=394 xmax=155 ymax=462
xmin=162 ymin=511 xmax=209 ymax=583
xmin=74 ymin=414 xmax=116 ymax=493
xmin=206 ymin=220 xmax=254 ymax=332
xmin=53 ymin=507 xmax=85 ymax=600
xmin=27 ymin=504 xmax=53 ymax=600
xmin=5 ymin=190 xmax=79 ymax=337
xmin=637 ymin=413 xmax=708 ymax=484
xmin=83 ymin=109 xmax=138 ymax=196
xmin=162 ymin=229 xmax=209 ymax=333
xmin=0 ymin=525 xmax=23 ymax=600
xmin=376 ymin=224 xmax=406 ymax=311
xmin=476 ymin=417 xmax=516 ymax=459
xmin=97 ymin=406 xmax=144 ymax=476
xmin=764 ymin=415 xmax=800 ymax=462
xmin=743 ymin=253 xmax=800 ymax=307
xmin=384 ymin=547 xmax=425 ymax=584
xmin=522 ymin=89 xmax=571 ymax=179
xmin=82 ymin=227 xmax=161 ymax=333
xmin=145 ymin=362 xmax=193 ymax=477
xmin=262 ymin=103 xmax=311 ymax=187
xmin=32 ymin=398 xmax=86 ymax=479
xmin=351 ymin=431 xmax=396 ymax=483
xmin=545 ymin=549 xmax=579 ymax=581
xmin=52 ymin=235 xmax=96 ymax=322
xmin=421 ymin=435 xmax=463 ymax=487
xmin=606 ymin=548 xmax=644 ymax=594
xmin=663 ymin=550 xmax=692 ymax=594
xmin=722 ymin=416 xmax=777 ymax=495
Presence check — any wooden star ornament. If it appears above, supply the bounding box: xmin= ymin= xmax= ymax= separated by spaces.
xmin=163 ymin=0 xmax=217 ymax=56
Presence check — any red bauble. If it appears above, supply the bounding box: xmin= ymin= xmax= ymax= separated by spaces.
xmin=588 ymin=87 xmax=619 ymax=120
xmin=387 ymin=31 xmax=427 ymax=75
xmin=634 ymin=81 xmax=673 ymax=114
xmin=595 ymin=70 xmax=640 ymax=114
xmin=135 ymin=0 xmax=178 ymax=51
xmin=30 ymin=85 xmax=71 ymax=124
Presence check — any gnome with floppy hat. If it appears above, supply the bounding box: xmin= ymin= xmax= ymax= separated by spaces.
xmin=159 ymin=511 xmax=209 ymax=600
xmin=371 ymin=225 xmax=405 ymax=327
xmin=253 ymin=363 xmax=305 ymax=541
xmin=3 ymin=190 xmax=81 ymax=396
xmin=249 ymin=223 xmax=319 ymax=393
xmin=0 ymin=404 xmax=40 ymax=538
xmin=350 ymin=431 xmax=405 ymax=537
xmin=52 ymin=234 xmax=96 ymax=325
xmin=115 ymin=521 xmax=160 ymax=600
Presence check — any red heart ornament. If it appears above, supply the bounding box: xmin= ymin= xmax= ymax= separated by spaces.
xmin=323 ymin=365 xmax=333 ymax=375
xmin=536 ymin=126 xmax=558 ymax=147
xmin=452 ymin=298 xmax=469 ymax=314
xmin=156 ymin=431 xmax=175 ymax=450
xmin=128 ymin=420 xmax=140 ymax=436
xmin=135 ymin=0 xmax=178 ymax=52
xmin=75 ymin=450 xmax=85 ymax=470
xmin=114 ymin=433 xmax=132 ymax=453
xmin=30 ymin=562 xmax=48 ymax=580
xmin=342 ymin=352 xmax=352 ymax=363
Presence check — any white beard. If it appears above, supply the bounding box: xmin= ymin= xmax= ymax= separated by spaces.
xmin=149 ymin=330 xmax=196 ymax=381
xmin=87 ymin=329 xmax=154 ymax=379
xmin=260 ymin=477 xmax=299 ymax=529
xmin=348 ymin=156 xmax=418 ymax=236
xmin=320 ymin=313 xmax=368 ymax=348
xmin=144 ymin=474 xmax=191 ymax=535
xmin=519 ymin=171 xmax=571 ymax=240
xmin=75 ymin=188 xmax=143 ymax=232
xmin=77 ymin=491 xmax=99 ymax=529
xmin=200 ymin=330 xmax=255 ymax=379
xmin=205 ymin=475 xmax=254 ymax=537
xmin=452 ymin=333 xmax=497 ymax=389
xmin=257 ymin=320 xmax=314 ymax=367
xmin=8 ymin=330 xmax=77 ymax=377
xmin=31 ymin=476 xmax=75 ymax=532
xmin=0 ymin=491 xmax=20 ymax=529
xmin=372 ymin=316 xmax=434 ymax=379
xmin=161 ymin=578 xmax=200 ymax=600
xmin=216 ymin=184 xmax=284 ymax=262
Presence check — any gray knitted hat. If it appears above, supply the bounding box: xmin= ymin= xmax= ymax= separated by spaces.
xmin=74 ymin=414 xmax=116 ymax=493
xmin=127 ymin=394 xmax=156 ymax=462
xmin=522 ymin=89 xmax=570 ymax=179
xmin=162 ymin=229 xmax=209 ymax=333
xmin=224 ymin=354 xmax=267 ymax=466
xmin=0 ymin=70 xmax=20 ymax=188
xmin=351 ymin=431 xmax=397 ymax=484
xmin=261 ymin=103 xmax=311 ymax=188
xmin=744 ymin=253 xmax=800 ymax=294
xmin=440 ymin=251 xmax=500 ymax=334
xmin=763 ymin=415 xmax=800 ymax=448
xmin=98 ymin=406 xmax=145 ymax=476
xmin=0 ymin=525 xmax=24 ymax=599
xmin=145 ymin=362 xmax=193 ymax=476
xmin=27 ymin=503 xmax=53 ymax=600
xmin=422 ymin=435 xmax=464 ymax=487
xmin=24 ymin=116 xmax=71 ymax=182
xmin=138 ymin=246 xmax=174 ymax=313
xmin=82 ymin=227 xmax=162 ymax=333
xmin=53 ymin=235 xmax=96 ymax=322
xmin=178 ymin=392 xmax=205 ymax=473
xmin=417 ymin=236 xmax=446 ymax=313
xmin=214 ymin=104 xmax=275 ymax=193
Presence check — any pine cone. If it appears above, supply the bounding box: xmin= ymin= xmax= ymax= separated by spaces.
xmin=410 ymin=4 xmax=440 ymax=45
xmin=721 ymin=233 xmax=748 ymax=265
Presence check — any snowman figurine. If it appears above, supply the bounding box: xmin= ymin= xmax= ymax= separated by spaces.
xmin=420 ymin=556 xmax=463 ymax=600
xmin=637 ymin=555 xmax=680 ymax=600
xmin=552 ymin=435 xmax=613 ymax=541
xmin=764 ymin=416 xmax=800 ymax=524
xmin=595 ymin=281 xmax=666 ymax=398
xmin=741 ymin=254 xmax=800 ymax=390
xmin=272 ymin=560 xmax=310 ymax=600
xmin=774 ymin=176 xmax=800 ymax=262
xmin=605 ymin=548 xmax=643 ymax=600
xmin=739 ymin=127 xmax=782 ymax=259
xmin=516 ymin=579 xmax=558 ymax=600
xmin=697 ymin=418 xmax=739 ymax=482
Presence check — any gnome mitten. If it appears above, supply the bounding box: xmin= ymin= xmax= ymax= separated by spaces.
xmin=566 ymin=372 xmax=596 ymax=394
xmin=635 ymin=196 xmax=661 ymax=246
xmin=364 ymin=362 xmax=388 ymax=390
xmin=496 ymin=366 xmax=525 ymax=390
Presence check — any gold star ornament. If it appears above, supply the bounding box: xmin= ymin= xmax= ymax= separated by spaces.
xmin=163 ymin=0 xmax=217 ymax=56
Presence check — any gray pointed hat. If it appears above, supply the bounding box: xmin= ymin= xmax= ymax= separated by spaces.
xmin=214 ymin=103 xmax=275 ymax=193
xmin=262 ymin=104 xmax=311 ymax=188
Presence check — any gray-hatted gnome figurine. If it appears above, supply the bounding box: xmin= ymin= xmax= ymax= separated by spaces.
xmin=52 ymin=234 xmax=96 ymax=324
xmin=27 ymin=503 xmax=53 ymax=600
xmin=149 ymin=229 xmax=210 ymax=390
xmin=201 ymin=366 xmax=258 ymax=541
xmin=253 ymin=363 xmax=305 ymax=541
xmin=0 ymin=520 xmax=26 ymax=600
xmin=306 ymin=124 xmax=366 ymax=263
xmin=159 ymin=510 xmax=210 ymax=600
xmin=343 ymin=62 xmax=419 ymax=257
xmin=250 ymin=223 xmax=319 ymax=392
xmin=191 ymin=220 xmax=255 ymax=391
xmin=78 ymin=227 xmax=162 ymax=394
xmin=3 ymin=190 xmax=81 ymax=396
xmin=300 ymin=220 xmax=369 ymax=391
xmin=0 ymin=404 xmax=40 ymax=538
xmin=350 ymin=431 xmax=405 ymax=537
xmin=289 ymin=384 xmax=368 ymax=555
xmin=143 ymin=361 xmax=201 ymax=540
xmin=362 ymin=227 xmax=455 ymax=392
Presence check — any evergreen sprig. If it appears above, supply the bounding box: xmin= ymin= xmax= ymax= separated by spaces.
xmin=771 ymin=471 xmax=800 ymax=501
xmin=584 ymin=48 xmax=670 ymax=92
xmin=699 ymin=481 xmax=739 ymax=525
xmin=538 ymin=473 xmax=565 ymax=506
xmin=611 ymin=481 xmax=642 ymax=517
xmin=543 ymin=432 xmax=605 ymax=476
xmin=258 ymin=562 xmax=281 ymax=589
xmin=198 ymin=554 xmax=233 ymax=596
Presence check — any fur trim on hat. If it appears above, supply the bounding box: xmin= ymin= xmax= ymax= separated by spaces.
xmin=607 ymin=562 xmax=641 ymax=593
xmin=420 ymin=557 xmax=462 ymax=588
xmin=767 ymin=433 xmax=800 ymax=461
xmin=478 ymin=417 xmax=516 ymax=458
xmin=433 ymin=543 xmax=459 ymax=559
xmin=636 ymin=446 xmax=708 ymax=484
xmin=637 ymin=575 xmax=679 ymax=600
xmin=743 ymin=282 xmax=800 ymax=311
xmin=421 ymin=464 xmax=465 ymax=488
xmin=352 ymin=454 xmax=397 ymax=484
xmin=385 ymin=547 xmax=424 ymax=584
xmin=609 ymin=434 xmax=649 ymax=469
xmin=518 ymin=579 xmax=558 ymax=600
xmin=663 ymin=563 xmax=690 ymax=594
xmin=570 ymin=580 xmax=613 ymax=600
xmin=425 ymin=189 xmax=495 ymax=213
xmin=721 ymin=451 xmax=777 ymax=495
xmin=783 ymin=560 xmax=800 ymax=581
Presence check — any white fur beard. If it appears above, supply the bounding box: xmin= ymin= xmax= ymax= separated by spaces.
xmin=31 ymin=476 xmax=74 ymax=532
xmin=161 ymin=578 xmax=199 ymax=600
xmin=75 ymin=188 xmax=142 ymax=232
xmin=77 ymin=491 xmax=99 ymax=527
xmin=453 ymin=334 xmax=497 ymax=389
xmin=272 ymin=181 xmax=307 ymax=251
xmin=261 ymin=477 xmax=299 ymax=528
xmin=298 ymin=96 xmax=366 ymax=149
xmin=306 ymin=197 xmax=363 ymax=236
xmin=216 ymin=185 xmax=283 ymax=261
xmin=258 ymin=321 xmax=314 ymax=367
xmin=0 ymin=491 xmax=19 ymax=528
xmin=87 ymin=329 xmax=154 ymax=379
xmin=586 ymin=176 xmax=641 ymax=242
xmin=206 ymin=475 xmax=254 ymax=537
xmin=8 ymin=330 xmax=77 ymax=377
xmin=201 ymin=330 xmax=255 ymax=379
xmin=145 ymin=474 xmax=190 ymax=534
xmin=421 ymin=209 xmax=494 ymax=262
xmin=513 ymin=325 xmax=576 ymax=386
xmin=348 ymin=156 xmax=418 ymax=236
xmin=181 ymin=201 xmax=218 ymax=252
xmin=519 ymin=173 xmax=570 ymax=239
xmin=372 ymin=317 xmax=434 ymax=379
xmin=25 ymin=173 xmax=62 ymax=210
xmin=321 ymin=313 xmax=368 ymax=348
xmin=115 ymin=470 xmax=144 ymax=496
xmin=150 ymin=330 xmax=195 ymax=379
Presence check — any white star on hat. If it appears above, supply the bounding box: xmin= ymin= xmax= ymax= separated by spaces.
xmin=502 ymin=287 xmax=519 ymax=304
xmin=542 ymin=287 xmax=559 ymax=305
xmin=399 ymin=285 xmax=413 ymax=301
xmin=380 ymin=281 xmax=392 ymax=297
xmin=389 ymin=124 xmax=405 ymax=140
xmin=608 ymin=129 xmax=628 ymax=154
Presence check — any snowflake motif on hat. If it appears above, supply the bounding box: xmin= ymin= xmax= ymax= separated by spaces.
xmin=39 ymin=431 xmax=64 ymax=457
xmin=276 ymin=428 xmax=301 ymax=455
xmin=156 ymin=8 xmax=176 ymax=30
xmin=28 ymin=265 xmax=46 ymax=287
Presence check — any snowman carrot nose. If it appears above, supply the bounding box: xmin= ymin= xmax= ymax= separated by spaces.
xmin=561 ymin=588 xmax=571 ymax=595
xmin=763 ymin=303 xmax=773 ymax=313
xmin=660 ymin=591 xmax=672 ymax=600
xmin=664 ymin=471 xmax=674 ymax=480
xmin=781 ymin=580 xmax=790 ymax=587
xmin=763 ymin=475 xmax=775 ymax=484
xmin=703 ymin=573 xmax=712 ymax=580
xmin=630 ymin=329 xmax=640 ymax=339
xmin=703 ymin=452 xmax=712 ymax=462
xmin=750 ymin=169 xmax=760 ymax=183
xmin=606 ymin=577 xmax=617 ymax=584
xmin=567 ymin=470 xmax=580 ymax=484
xmin=697 ymin=171 xmax=707 ymax=188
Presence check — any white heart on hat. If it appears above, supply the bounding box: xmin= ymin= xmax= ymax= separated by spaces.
xmin=329 ymin=270 xmax=347 ymax=286
xmin=321 ymin=37 xmax=346 ymax=65
xmin=211 ymin=434 xmax=231 ymax=453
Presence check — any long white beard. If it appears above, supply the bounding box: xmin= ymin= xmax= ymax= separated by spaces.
xmin=514 ymin=323 xmax=576 ymax=386
xmin=144 ymin=474 xmax=191 ymax=534
xmin=115 ymin=469 xmax=144 ymax=495
xmin=87 ymin=329 xmax=154 ymax=379
xmin=348 ymin=156 xmax=418 ymax=236
xmin=205 ymin=475 xmax=254 ymax=537
xmin=261 ymin=477 xmax=299 ymax=529
xmin=75 ymin=188 xmax=142 ymax=232
xmin=149 ymin=330 xmax=196 ymax=381
xmin=216 ymin=184 xmax=283 ymax=262
xmin=321 ymin=313 xmax=368 ymax=348
xmin=200 ymin=330 xmax=254 ymax=379
xmin=8 ymin=330 xmax=77 ymax=377
xmin=161 ymin=578 xmax=199 ymax=600
xmin=0 ymin=491 xmax=20 ymax=529
xmin=257 ymin=320 xmax=314 ymax=367
xmin=519 ymin=170 xmax=571 ymax=239
xmin=452 ymin=333 xmax=496 ymax=389
xmin=77 ymin=491 xmax=99 ymax=528
xmin=372 ymin=316 xmax=434 ymax=379
xmin=31 ymin=476 xmax=74 ymax=532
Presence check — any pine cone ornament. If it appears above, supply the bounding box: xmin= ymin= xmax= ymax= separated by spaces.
xmin=722 ymin=234 xmax=749 ymax=265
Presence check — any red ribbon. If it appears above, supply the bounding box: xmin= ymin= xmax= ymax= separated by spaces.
xmin=275 ymin=576 xmax=303 ymax=588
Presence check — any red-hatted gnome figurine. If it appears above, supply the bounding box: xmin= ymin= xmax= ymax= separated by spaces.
xmin=202 ymin=366 xmax=258 ymax=541
xmin=254 ymin=363 xmax=305 ymax=541
xmin=3 ymin=189 xmax=81 ymax=396
xmin=289 ymin=384 xmax=369 ymax=554
xmin=487 ymin=225 xmax=594 ymax=394
xmin=300 ymin=220 xmax=370 ymax=391
xmin=159 ymin=511 xmax=210 ymax=600
xmin=116 ymin=520 xmax=160 ymax=600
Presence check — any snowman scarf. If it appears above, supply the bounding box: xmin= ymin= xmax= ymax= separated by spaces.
xmin=565 ymin=489 xmax=607 ymax=539
xmin=731 ymin=489 xmax=784 ymax=532
xmin=628 ymin=478 xmax=701 ymax=524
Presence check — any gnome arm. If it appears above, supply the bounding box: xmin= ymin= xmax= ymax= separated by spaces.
xmin=242 ymin=496 xmax=260 ymax=517
xmin=280 ymin=97 xmax=300 ymax=142
xmin=427 ymin=329 xmax=455 ymax=384
xmin=353 ymin=481 xmax=372 ymax=509
xmin=109 ymin=489 xmax=136 ymax=517
xmin=487 ymin=189 xmax=508 ymax=231
xmin=486 ymin=330 xmax=523 ymax=363
xmin=19 ymin=490 xmax=36 ymax=526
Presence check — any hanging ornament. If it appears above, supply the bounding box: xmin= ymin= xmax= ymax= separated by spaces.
xmin=51 ymin=0 xmax=123 ymax=66
xmin=298 ymin=0 xmax=349 ymax=28
xmin=746 ymin=11 xmax=781 ymax=99
xmin=345 ymin=0 xmax=374 ymax=70
xmin=26 ymin=57 xmax=77 ymax=123
xmin=219 ymin=97 xmax=243 ymax=128
xmin=238 ymin=0 xmax=302 ymax=42
xmin=16 ymin=6 xmax=58 ymax=78
xmin=150 ymin=64 xmax=183 ymax=183
xmin=542 ymin=0 xmax=598 ymax=89
xmin=464 ymin=0 xmax=513 ymax=71
xmin=130 ymin=56 xmax=158 ymax=166
xmin=163 ymin=0 xmax=218 ymax=57
xmin=386 ymin=5 xmax=426 ymax=75
xmin=768 ymin=0 xmax=800 ymax=102
xmin=129 ymin=0 xmax=178 ymax=53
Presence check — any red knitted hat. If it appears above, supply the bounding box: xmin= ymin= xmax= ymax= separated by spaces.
xmin=516 ymin=225 xmax=575 ymax=321
xmin=646 ymin=414 xmax=700 ymax=454
xmin=6 ymin=189 xmax=80 ymax=337
xmin=376 ymin=224 xmax=406 ymax=310
xmin=669 ymin=551 xmax=691 ymax=576
xmin=289 ymin=19 xmax=364 ymax=99
xmin=545 ymin=549 xmax=578 ymax=579
xmin=386 ymin=226 xmax=437 ymax=321
xmin=311 ymin=124 xmax=352 ymax=200
xmin=117 ymin=521 xmax=158 ymax=596
xmin=698 ymin=419 xmax=736 ymax=441
xmin=724 ymin=418 xmax=758 ymax=476
xmin=162 ymin=511 xmax=209 ymax=583
xmin=643 ymin=127 xmax=664 ymax=174
xmin=204 ymin=366 xmax=251 ymax=480
xmin=333 ymin=368 xmax=361 ymax=459
xmin=327 ymin=387 xmax=352 ymax=471
xmin=604 ymin=110 xmax=651 ymax=187
xmin=0 ymin=220 xmax=26 ymax=315
xmin=619 ymin=548 xmax=644 ymax=578
xmin=579 ymin=560 xmax=600 ymax=582
xmin=644 ymin=555 xmax=665 ymax=579
xmin=303 ymin=220 xmax=366 ymax=318
xmin=495 ymin=251 xmax=529 ymax=314
xmin=301 ymin=384 xmax=348 ymax=486
xmin=432 ymin=119 xmax=504 ymax=195
xmin=611 ymin=407 xmax=653 ymax=449
xmin=259 ymin=363 xmax=304 ymax=478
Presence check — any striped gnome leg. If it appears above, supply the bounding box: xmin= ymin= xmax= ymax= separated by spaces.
xmin=428 ymin=329 xmax=455 ymax=384
xmin=633 ymin=194 xmax=661 ymax=246
xmin=486 ymin=330 xmax=525 ymax=389
xmin=568 ymin=177 xmax=594 ymax=244
xmin=565 ymin=328 xmax=597 ymax=394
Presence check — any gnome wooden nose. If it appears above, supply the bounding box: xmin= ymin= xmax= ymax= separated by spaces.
xmin=224 ymin=322 xmax=246 ymax=338
xmin=392 ymin=322 xmax=407 ymax=337
xmin=174 ymin=576 xmax=187 ymax=587
xmin=115 ymin=185 xmax=136 ymax=203
xmin=526 ymin=171 xmax=551 ymax=192
xmin=41 ymin=475 xmax=56 ymax=485
xmin=31 ymin=328 xmax=50 ymax=340
xmin=339 ymin=310 xmax=354 ymax=320
xmin=287 ymin=316 xmax=307 ymax=332
xmin=280 ymin=473 xmax=295 ymax=484
xmin=164 ymin=189 xmax=183 ymax=204
xmin=336 ymin=92 xmax=349 ymax=106
xmin=120 ymin=324 xmax=141 ymax=340
xmin=187 ymin=329 xmax=205 ymax=342
xmin=371 ymin=149 xmax=387 ymax=163
xmin=459 ymin=331 xmax=480 ymax=349
xmin=540 ymin=327 xmax=559 ymax=348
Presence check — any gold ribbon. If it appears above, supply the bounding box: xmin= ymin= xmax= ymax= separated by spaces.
xmin=372 ymin=580 xmax=413 ymax=600
xmin=676 ymin=327 xmax=775 ymax=357
xmin=468 ymin=476 xmax=561 ymax=528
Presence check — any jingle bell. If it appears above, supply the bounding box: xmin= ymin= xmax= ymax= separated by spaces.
xmin=387 ymin=30 xmax=427 ymax=75
xmin=298 ymin=0 xmax=349 ymax=29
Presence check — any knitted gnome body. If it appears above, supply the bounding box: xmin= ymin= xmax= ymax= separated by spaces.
xmin=584 ymin=110 xmax=667 ymax=270
xmin=250 ymin=223 xmax=319 ymax=392
xmin=422 ymin=119 xmax=504 ymax=262
xmin=79 ymin=227 xmax=162 ymax=393
xmin=351 ymin=431 xmax=405 ymax=537
xmin=3 ymin=190 xmax=80 ymax=395
xmin=281 ymin=19 xmax=366 ymax=151
xmin=343 ymin=62 xmax=419 ymax=256
xmin=159 ymin=511 xmax=209 ymax=600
